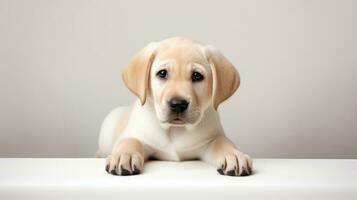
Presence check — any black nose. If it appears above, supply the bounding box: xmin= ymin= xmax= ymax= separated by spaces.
xmin=168 ymin=97 xmax=189 ymax=113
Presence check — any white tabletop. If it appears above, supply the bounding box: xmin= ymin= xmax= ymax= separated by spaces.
xmin=0 ymin=158 xmax=356 ymax=200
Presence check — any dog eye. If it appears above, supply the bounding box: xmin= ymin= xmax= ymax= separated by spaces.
xmin=156 ymin=69 xmax=168 ymax=79
xmin=192 ymin=72 xmax=204 ymax=82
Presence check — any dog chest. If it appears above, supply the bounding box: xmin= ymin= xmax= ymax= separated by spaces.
xmin=150 ymin=128 xmax=211 ymax=161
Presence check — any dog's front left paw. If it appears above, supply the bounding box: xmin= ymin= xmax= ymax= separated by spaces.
xmin=216 ymin=151 xmax=253 ymax=176
xmin=105 ymin=152 xmax=143 ymax=176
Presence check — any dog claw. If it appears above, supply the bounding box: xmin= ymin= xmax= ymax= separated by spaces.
xmin=120 ymin=166 xmax=131 ymax=176
xmin=133 ymin=166 xmax=141 ymax=175
xmin=110 ymin=169 xmax=117 ymax=175
xmin=227 ymin=170 xmax=236 ymax=176
xmin=217 ymin=169 xmax=224 ymax=175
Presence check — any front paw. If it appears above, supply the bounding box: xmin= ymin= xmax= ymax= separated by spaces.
xmin=216 ymin=151 xmax=253 ymax=176
xmin=105 ymin=152 xmax=143 ymax=176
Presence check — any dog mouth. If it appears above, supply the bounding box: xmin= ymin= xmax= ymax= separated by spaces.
xmin=161 ymin=114 xmax=188 ymax=125
xmin=159 ymin=110 xmax=200 ymax=126
xmin=169 ymin=117 xmax=186 ymax=125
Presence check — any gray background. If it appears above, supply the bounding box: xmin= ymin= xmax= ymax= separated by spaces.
xmin=1 ymin=0 xmax=356 ymax=158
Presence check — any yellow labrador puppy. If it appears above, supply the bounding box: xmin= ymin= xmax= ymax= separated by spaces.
xmin=97 ymin=37 xmax=252 ymax=176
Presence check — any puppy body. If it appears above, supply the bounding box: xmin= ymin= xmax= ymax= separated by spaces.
xmin=97 ymin=37 xmax=252 ymax=176
xmin=98 ymin=99 xmax=222 ymax=161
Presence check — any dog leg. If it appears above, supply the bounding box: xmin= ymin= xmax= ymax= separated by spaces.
xmin=202 ymin=136 xmax=253 ymax=176
xmin=105 ymin=138 xmax=145 ymax=176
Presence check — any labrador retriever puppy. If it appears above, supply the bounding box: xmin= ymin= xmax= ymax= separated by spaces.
xmin=97 ymin=37 xmax=252 ymax=176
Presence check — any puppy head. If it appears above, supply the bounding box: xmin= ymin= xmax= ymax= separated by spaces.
xmin=122 ymin=37 xmax=240 ymax=127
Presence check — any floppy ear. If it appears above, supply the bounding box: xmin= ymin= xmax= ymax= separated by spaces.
xmin=122 ymin=42 xmax=158 ymax=105
xmin=205 ymin=45 xmax=240 ymax=110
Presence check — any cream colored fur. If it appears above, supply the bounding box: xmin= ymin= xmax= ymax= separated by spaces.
xmin=97 ymin=37 xmax=252 ymax=176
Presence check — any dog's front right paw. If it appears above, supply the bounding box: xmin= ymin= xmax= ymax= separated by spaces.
xmin=105 ymin=152 xmax=143 ymax=176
